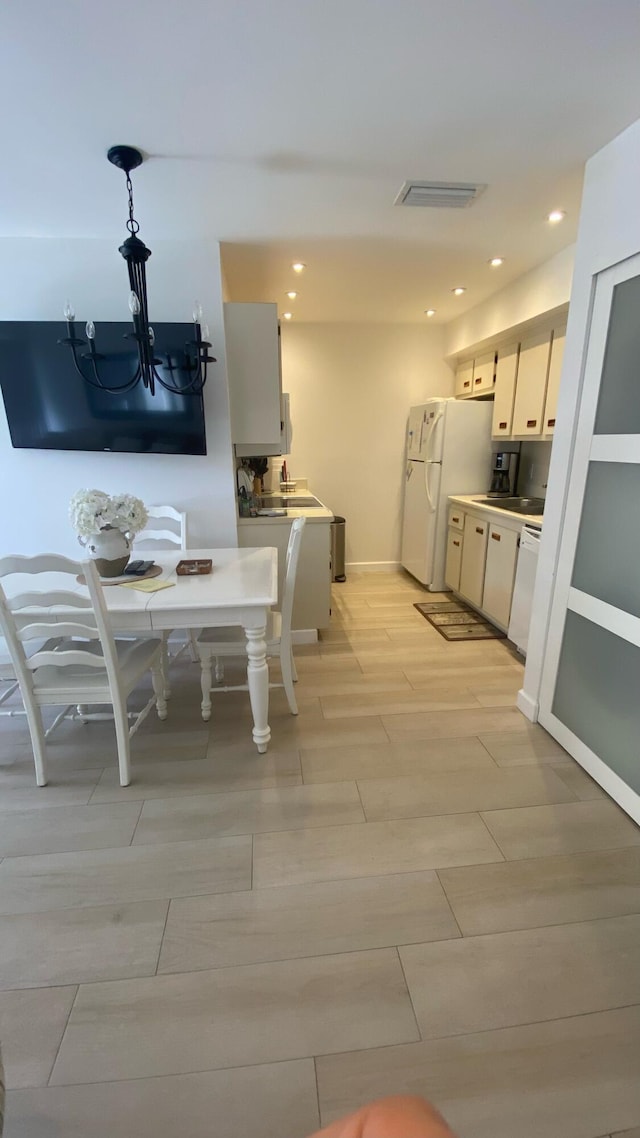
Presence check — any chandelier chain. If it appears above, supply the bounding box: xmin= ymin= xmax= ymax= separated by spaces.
xmin=125 ymin=173 xmax=140 ymax=236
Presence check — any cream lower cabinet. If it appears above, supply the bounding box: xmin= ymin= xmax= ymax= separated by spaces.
xmin=459 ymin=515 xmax=488 ymax=606
xmin=482 ymin=523 xmax=519 ymax=627
xmin=444 ymin=528 xmax=463 ymax=591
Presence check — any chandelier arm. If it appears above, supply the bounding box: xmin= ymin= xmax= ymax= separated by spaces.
xmin=154 ymin=360 xmax=207 ymax=395
xmin=81 ymin=357 xmax=143 ymax=394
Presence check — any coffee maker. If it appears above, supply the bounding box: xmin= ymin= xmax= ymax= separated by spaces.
xmin=488 ymin=451 xmax=519 ymax=497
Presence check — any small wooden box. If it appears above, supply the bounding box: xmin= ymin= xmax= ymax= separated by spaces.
xmin=176 ymin=559 xmax=213 ymax=576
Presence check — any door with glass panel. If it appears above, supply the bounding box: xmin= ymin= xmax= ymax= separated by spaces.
xmin=539 ymin=254 xmax=640 ymax=823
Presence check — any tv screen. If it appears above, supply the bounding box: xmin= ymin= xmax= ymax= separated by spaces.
xmin=0 ymin=321 xmax=207 ymax=455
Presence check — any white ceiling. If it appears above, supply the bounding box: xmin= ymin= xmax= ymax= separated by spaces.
xmin=2 ymin=0 xmax=640 ymax=322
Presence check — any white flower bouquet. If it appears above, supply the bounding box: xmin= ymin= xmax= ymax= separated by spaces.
xmin=69 ymin=489 xmax=148 ymax=541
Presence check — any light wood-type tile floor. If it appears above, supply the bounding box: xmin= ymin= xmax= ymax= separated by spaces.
xmin=1 ymin=571 xmax=639 ymax=1138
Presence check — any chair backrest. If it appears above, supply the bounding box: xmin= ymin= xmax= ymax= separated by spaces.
xmin=135 ymin=505 xmax=187 ymax=550
xmin=279 ymin=518 xmax=306 ymax=638
xmin=0 ymin=554 xmax=120 ymax=697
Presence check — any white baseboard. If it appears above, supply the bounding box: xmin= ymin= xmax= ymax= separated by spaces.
xmin=516 ymin=687 xmax=539 ymax=722
xmin=345 ymin=561 xmax=401 ymax=573
xmin=292 ymin=629 xmax=318 ymax=644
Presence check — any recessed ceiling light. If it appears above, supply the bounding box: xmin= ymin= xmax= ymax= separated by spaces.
xmin=547 ymin=210 xmax=565 ymax=223
xmin=291 ymin=262 xmax=306 ymax=272
xmin=282 ymin=312 xmax=293 ymax=320
xmin=452 ymin=287 xmax=466 ymax=296
xmin=286 ymin=291 xmax=298 ymax=300
xmin=425 ymin=309 xmax=436 ymax=317
xmin=489 ymin=257 xmax=504 ymax=267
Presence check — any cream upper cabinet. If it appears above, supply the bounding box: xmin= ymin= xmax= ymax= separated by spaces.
xmin=455 ymin=359 xmax=474 ymax=398
xmin=459 ymin=514 xmax=488 ymax=607
xmin=491 ymin=343 xmax=519 ymax=438
xmin=543 ymin=324 xmax=567 ymax=437
xmin=225 ymin=302 xmax=283 ymax=456
xmin=482 ymin=523 xmax=519 ymax=628
xmin=511 ymin=328 xmax=553 ymax=437
xmin=472 ymin=351 xmax=496 ymax=395
xmin=445 ymin=527 xmax=463 ymax=591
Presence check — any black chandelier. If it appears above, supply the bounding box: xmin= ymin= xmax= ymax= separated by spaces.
xmin=58 ymin=145 xmax=215 ymax=396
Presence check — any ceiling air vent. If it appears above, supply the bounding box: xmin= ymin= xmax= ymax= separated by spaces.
xmin=394 ymin=181 xmax=486 ymax=209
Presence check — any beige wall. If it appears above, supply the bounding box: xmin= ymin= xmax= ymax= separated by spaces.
xmin=445 ymin=244 xmax=575 ymax=358
xmin=280 ymin=323 xmax=454 ymax=568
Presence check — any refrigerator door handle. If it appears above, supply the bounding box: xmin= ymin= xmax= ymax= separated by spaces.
xmin=424 ymin=463 xmax=437 ymax=511
xmin=424 ymin=409 xmax=444 ymax=461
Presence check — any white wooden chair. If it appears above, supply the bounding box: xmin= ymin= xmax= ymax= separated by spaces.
xmin=135 ymin=505 xmax=188 ymax=550
xmin=133 ymin=504 xmax=198 ymax=668
xmin=0 ymin=555 xmax=167 ymax=787
xmin=197 ymin=517 xmax=306 ymax=721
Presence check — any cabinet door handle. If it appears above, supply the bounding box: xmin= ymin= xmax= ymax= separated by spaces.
xmin=463 ymin=380 xmax=470 ymax=389
xmin=452 ymin=515 xmax=459 ymax=523
xmin=475 ymin=526 xmax=484 ymax=535
xmin=527 ymin=419 xmax=537 ymax=428
xmin=474 ymin=377 xmax=482 ymax=384
xmin=499 ymin=421 xmax=508 ymax=430
xmin=453 ymin=539 xmax=460 ymax=547
xmin=547 ymin=418 xmax=556 ymax=427
xmin=491 ymin=532 xmax=501 ymax=542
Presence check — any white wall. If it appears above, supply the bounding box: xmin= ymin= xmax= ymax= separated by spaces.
xmin=0 ymin=237 xmax=237 ymax=555
xmin=444 ymin=245 xmax=575 ymax=359
xmin=280 ymin=323 xmax=454 ymax=568
xmin=522 ymin=115 xmax=640 ymax=721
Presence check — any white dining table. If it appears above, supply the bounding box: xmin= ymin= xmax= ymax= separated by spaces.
xmin=27 ymin=547 xmax=278 ymax=754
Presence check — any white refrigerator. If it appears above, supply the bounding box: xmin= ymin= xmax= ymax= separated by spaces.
xmin=401 ymin=398 xmax=493 ymax=589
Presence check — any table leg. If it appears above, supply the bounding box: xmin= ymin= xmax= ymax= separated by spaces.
xmin=245 ymin=625 xmax=270 ymax=753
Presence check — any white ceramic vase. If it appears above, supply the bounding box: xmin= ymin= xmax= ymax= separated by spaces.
xmin=83 ymin=526 xmax=131 ymax=578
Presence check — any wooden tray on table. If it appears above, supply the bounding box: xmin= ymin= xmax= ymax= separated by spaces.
xmin=176 ymin=558 xmax=213 ymax=576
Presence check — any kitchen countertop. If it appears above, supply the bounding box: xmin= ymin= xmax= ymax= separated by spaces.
xmin=448 ymin=494 xmax=544 ymax=528
xmin=237 ymin=489 xmax=334 ymax=526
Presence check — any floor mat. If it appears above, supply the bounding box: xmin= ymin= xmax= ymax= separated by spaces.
xmin=414 ymin=599 xmax=506 ymax=641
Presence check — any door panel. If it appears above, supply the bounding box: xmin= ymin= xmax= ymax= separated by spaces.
xmin=511 ymin=329 xmax=552 ymax=436
xmin=543 ymin=325 xmax=566 ymax=436
xmin=552 ymin=610 xmax=640 ymax=795
xmin=572 ymin=461 xmax=640 ymax=619
xmin=459 ymin=516 xmax=488 ymax=607
xmin=482 ymin=523 xmax=519 ymax=627
xmin=492 ymin=344 xmax=519 ymax=437
xmin=445 ymin=528 xmax=463 ymax=591
xmin=594 ymin=273 xmax=640 ymax=434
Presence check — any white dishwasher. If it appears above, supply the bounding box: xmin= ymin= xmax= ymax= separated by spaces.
xmin=508 ymin=525 xmax=541 ymax=656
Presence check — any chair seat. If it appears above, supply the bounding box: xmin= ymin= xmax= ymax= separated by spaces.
xmin=197 ymin=610 xmax=281 ymax=652
xmin=32 ymin=637 xmax=163 ymax=701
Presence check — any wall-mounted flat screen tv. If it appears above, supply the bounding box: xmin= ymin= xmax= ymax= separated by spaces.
xmin=0 ymin=321 xmax=207 ymax=455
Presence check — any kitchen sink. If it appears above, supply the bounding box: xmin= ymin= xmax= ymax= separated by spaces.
xmin=476 ymin=496 xmax=545 ymax=516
